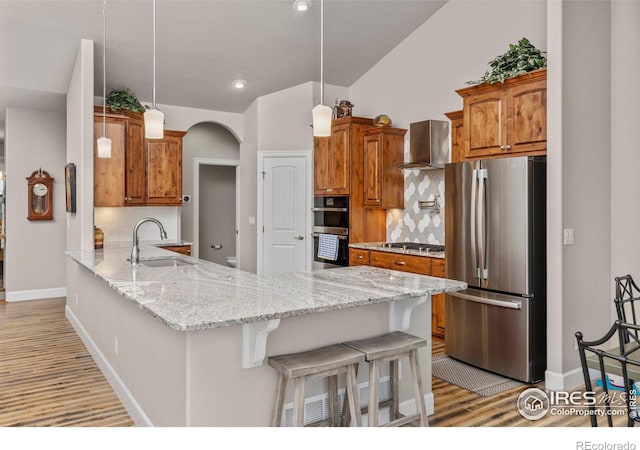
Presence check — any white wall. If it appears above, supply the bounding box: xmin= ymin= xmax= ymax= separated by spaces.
xmin=180 ymin=122 xmax=240 ymax=246
xmin=238 ymin=81 xmax=348 ymax=273
xmin=67 ymin=40 xmax=94 ymax=253
xmin=5 ymin=107 xmax=67 ymax=300
xmin=610 ymin=1 xmax=640 ymax=319
xmin=239 ymin=100 xmax=258 ymax=273
xmin=545 ymin=0 xmax=613 ymax=390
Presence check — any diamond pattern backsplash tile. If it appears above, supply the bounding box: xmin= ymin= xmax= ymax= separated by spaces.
xmin=387 ymin=169 xmax=444 ymax=244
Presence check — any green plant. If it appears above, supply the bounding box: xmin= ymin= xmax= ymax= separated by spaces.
xmin=106 ymin=88 xmax=146 ymax=113
xmin=479 ymin=37 xmax=547 ymax=84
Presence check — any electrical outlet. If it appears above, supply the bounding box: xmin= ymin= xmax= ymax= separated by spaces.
xmin=114 ymin=336 xmax=119 ymax=356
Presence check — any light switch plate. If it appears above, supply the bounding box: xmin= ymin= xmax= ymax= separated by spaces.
xmin=563 ymin=228 xmax=574 ymax=245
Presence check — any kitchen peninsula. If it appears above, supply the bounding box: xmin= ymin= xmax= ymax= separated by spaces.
xmin=66 ymin=245 xmax=465 ymax=426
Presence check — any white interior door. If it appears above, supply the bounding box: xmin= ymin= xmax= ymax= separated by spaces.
xmin=262 ymin=156 xmax=308 ymax=275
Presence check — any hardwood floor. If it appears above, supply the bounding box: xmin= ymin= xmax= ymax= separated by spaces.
xmin=0 ymin=298 xmax=133 ymax=426
xmin=0 ymin=297 xmax=630 ymax=428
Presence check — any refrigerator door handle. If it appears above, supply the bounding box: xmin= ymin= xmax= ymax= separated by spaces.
xmin=470 ymin=168 xmax=479 ymax=279
xmin=478 ymin=168 xmax=489 ymax=280
xmin=453 ymin=291 xmax=522 ymax=310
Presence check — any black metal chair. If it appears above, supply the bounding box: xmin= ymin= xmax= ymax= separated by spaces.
xmin=615 ymin=275 xmax=640 ymax=341
xmin=575 ymin=320 xmax=640 ymax=427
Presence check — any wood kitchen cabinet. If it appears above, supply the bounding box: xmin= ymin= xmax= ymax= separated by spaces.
xmin=94 ymin=107 xmax=184 ymax=207
xmin=145 ymin=130 xmax=185 ymax=206
xmin=456 ymin=68 xmax=546 ymax=160
xmin=94 ymin=114 xmax=127 ymax=207
xmin=369 ymin=250 xmax=432 ymax=275
xmin=124 ymin=113 xmax=146 ymax=205
xmin=314 ymin=123 xmax=350 ymax=196
xmin=363 ymin=248 xmax=447 ymax=337
xmin=444 ymin=110 xmax=464 ymax=164
xmin=430 ymin=258 xmax=447 ymax=338
xmin=349 ymin=248 xmax=370 ymax=266
xmin=363 ymin=127 xmax=406 ymax=209
xmin=157 ymin=244 xmax=191 ymax=256
xmin=313 ymin=116 xmax=387 ymax=245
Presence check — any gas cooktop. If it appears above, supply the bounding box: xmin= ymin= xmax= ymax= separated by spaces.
xmin=382 ymin=242 xmax=445 ymax=252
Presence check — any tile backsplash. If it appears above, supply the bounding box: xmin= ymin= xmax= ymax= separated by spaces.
xmin=386 ymin=169 xmax=444 ymax=244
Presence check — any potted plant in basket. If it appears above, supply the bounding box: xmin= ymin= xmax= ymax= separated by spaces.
xmin=105 ymin=88 xmax=146 ymax=113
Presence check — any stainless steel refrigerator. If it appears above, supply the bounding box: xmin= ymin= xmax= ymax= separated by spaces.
xmin=444 ymin=156 xmax=546 ymax=383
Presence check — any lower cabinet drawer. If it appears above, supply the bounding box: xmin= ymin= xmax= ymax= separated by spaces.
xmin=431 ymin=258 xmax=446 ymax=277
xmin=369 ymin=250 xmax=432 ymax=275
xmin=349 ymin=248 xmax=370 ymax=266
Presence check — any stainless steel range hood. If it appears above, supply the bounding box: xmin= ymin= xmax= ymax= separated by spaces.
xmin=398 ymin=119 xmax=450 ymax=170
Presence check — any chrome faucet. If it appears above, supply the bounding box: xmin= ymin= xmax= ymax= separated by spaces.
xmin=130 ymin=217 xmax=168 ymax=265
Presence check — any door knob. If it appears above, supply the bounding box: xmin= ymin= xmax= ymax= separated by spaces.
xmin=294 ymin=235 xmax=304 ymax=240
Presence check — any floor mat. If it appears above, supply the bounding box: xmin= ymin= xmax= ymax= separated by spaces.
xmin=432 ymin=355 xmax=525 ymax=397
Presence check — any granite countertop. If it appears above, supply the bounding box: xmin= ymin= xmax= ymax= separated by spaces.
xmin=349 ymin=242 xmax=446 ymax=259
xmin=67 ymin=245 xmax=465 ymax=332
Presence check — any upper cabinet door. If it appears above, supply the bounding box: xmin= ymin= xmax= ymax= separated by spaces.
xmin=507 ymin=78 xmax=547 ymax=154
xmin=94 ymin=115 xmax=127 ymax=207
xmin=327 ymin=123 xmax=350 ymax=195
xmin=363 ymin=127 xmax=405 ymax=209
xmin=463 ymin=89 xmax=507 ymax=159
xmin=313 ymin=122 xmax=350 ymax=196
xmin=145 ymin=131 xmax=184 ymax=206
xmin=363 ymin=133 xmax=383 ymax=207
xmin=313 ymin=136 xmax=330 ymax=194
xmin=125 ymin=116 xmax=146 ymax=206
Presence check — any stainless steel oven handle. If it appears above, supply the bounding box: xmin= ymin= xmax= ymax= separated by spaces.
xmin=453 ymin=292 xmax=522 ymax=310
xmin=311 ymin=233 xmax=348 ymax=241
xmin=311 ymin=207 xmax=348 ymax=212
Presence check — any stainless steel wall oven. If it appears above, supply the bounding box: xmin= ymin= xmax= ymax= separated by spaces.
xmin=312 ymin=196 xmax=349 ymax=269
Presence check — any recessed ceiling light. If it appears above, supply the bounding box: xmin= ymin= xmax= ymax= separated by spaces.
xmin=292 ymin=0 xmax=311 ymax=12
xmin=232 ymin=79 xmax=247 ymax=89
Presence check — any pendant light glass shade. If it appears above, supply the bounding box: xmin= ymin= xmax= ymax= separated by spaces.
xmin=312 ymin=0 xmax=331 ymax=137
xmin=97 ymin=0 xmax=111 ymax=158
xmin=144 ymin=108 xmax=164 ymax=139
xmin=145 ymin=0 xmax=164 ymax=139
xmin=97 ymin=136 xmax=112 ymax=158
xmin=312 ymin=104 xmax=332 ymax=137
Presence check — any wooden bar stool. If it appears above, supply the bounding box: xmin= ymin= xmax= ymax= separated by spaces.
xmin=268 ymin=343 xmax=365 ymax=427
xmin=343 ymin=331 xmax=428 ymax=427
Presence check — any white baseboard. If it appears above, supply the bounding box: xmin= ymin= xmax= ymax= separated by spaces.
xmin=65 ymin=305 xmax=153 ymax=427
xmin=545 ymin=366 xmax=585 ymax=391
xmin=6 ymin=287 xmax=67 ymax=302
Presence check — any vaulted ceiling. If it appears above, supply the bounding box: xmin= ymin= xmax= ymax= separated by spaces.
xmin=0 ymin=0 xmax=446 ymax=122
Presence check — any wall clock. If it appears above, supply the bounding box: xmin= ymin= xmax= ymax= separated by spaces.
xmin=26 ymin=168 xmax=54 ymax=220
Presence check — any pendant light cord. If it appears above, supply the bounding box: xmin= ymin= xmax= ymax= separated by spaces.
xmin=102 ymin=0 xmax=107 ymax=137
xmin=320 ymin=0 xmax=325 ymax=106
xmin=152 ymin=0 xmax=157 ymax=109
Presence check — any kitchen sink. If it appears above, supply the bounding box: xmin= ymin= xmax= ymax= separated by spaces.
xmin=139 ymin=257 xmax=197 ymax=267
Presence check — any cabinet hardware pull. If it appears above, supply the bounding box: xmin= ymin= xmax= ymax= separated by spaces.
xmin=356 ymin=255 xmax=363 ymax=259
xmin=293 ymin=235 xmax=304 ymax=240
xmin=393 ymin=260 xmax=406 ymax=266
xmin=500 ymin=145 xmax=506 ymax=150
xmin=505 ymin=145 xmax=512 ymax=150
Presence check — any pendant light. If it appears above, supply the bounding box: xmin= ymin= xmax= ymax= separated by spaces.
xmin=96 ymin=0 xmax=112 ymax=158
xmin=312 ymin=0 xmax=332 ymax=137
xmin=144 ymin=0 xmax=164 ymax=139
